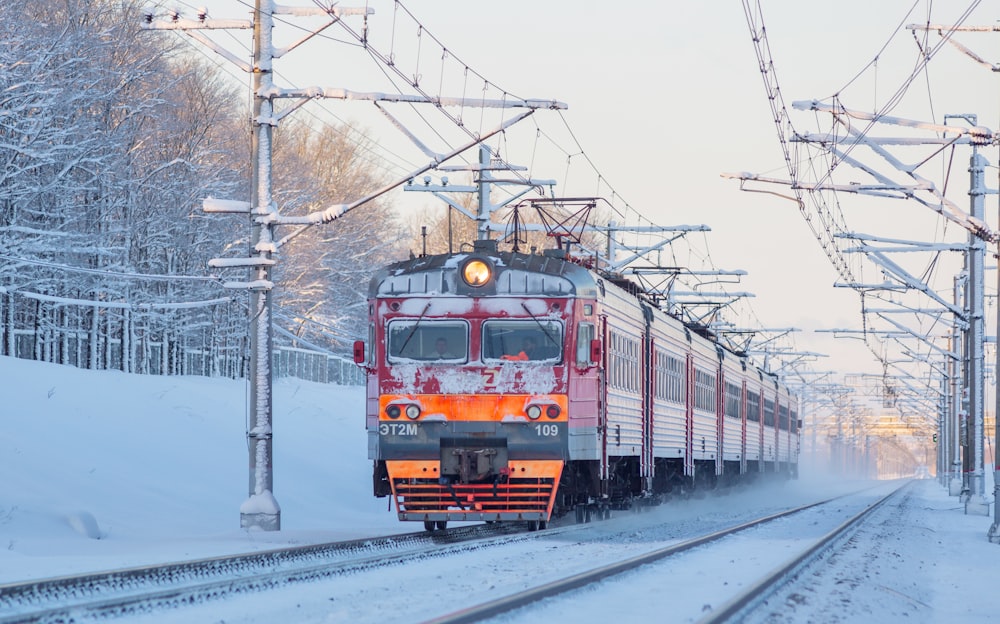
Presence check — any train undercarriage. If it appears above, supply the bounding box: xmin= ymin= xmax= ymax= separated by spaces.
xmin=375 ymin=456 xmax=797 ymax=530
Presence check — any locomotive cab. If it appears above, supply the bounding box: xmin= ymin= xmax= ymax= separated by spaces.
xmin=364 ymin=241 xmax=600 ymax=529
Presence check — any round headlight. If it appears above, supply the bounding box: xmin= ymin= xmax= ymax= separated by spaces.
xmin=527 ymin=405 xmax=542 ymax=420
xmin=405 ymin=404 xmax=421 ymax=420
xmin=386 ymin=405 xmax=401 ymax=419
xmin=546 ymin=405 xmax=561 ymax=419
xmin=462 ymin=259 xmax=492 ymax=287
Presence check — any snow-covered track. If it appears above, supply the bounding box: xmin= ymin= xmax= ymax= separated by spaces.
xmin=422 ymin=484 xmax=908 ymax=624
xmin=0 ymin=523 xmax=537 ymax=624
xmin=696 ymin=480 xmax=911 ymax=624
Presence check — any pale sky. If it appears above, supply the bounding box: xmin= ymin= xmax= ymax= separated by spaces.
xmin=171 ymin=0 xmax=998 ymax=415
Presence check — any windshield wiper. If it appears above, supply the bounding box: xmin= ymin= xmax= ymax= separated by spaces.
xmin=520 ymin=302 xmax=560 ymax=347
xmin=396 ymin=301 xmax=432 ymax=356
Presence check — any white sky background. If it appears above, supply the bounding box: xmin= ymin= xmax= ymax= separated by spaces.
xmin=160 ymin=0 xmax=1000 ymax=408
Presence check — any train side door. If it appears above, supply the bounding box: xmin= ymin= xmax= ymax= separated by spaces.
xmin=641 ymin=307 xmax=654 ymax=492
xmin=599 ymin=314 xmax=610 ymax=487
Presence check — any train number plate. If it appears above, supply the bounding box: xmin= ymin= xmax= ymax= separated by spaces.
xmin=534 ymin=423 xmax=560 ymax=437
xmin=379 ymin=422 xmax=419 ymax=436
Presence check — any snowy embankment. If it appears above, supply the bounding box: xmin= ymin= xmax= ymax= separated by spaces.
xmin=3 ymin=355 xmax=999 ymax=624
xmin=0 ymin=355 xmax=403 ymax=583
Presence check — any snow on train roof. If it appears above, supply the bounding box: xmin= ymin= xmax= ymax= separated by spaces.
xmin=370 ymin=250 xmax=599 ymax=298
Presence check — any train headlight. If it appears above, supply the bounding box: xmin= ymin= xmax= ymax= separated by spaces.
xmin=386 ymin=405 xmax=401 ymax=419
xmin=546 ymin=405 xmax=561 ymax=419
xmin=405 ymin=404 xmax=421 ymax=420
xmin=526 ymin=405 xmax=542 ymax=420
xmin=461 ymin=259 xmax=492 ymax=287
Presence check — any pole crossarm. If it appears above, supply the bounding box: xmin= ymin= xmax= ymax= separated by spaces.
xmin=907 ymin=23 xmax=1000 ymax=72
xmin=791 ymin=99 xmax=997 ymax=242
xmin=792 ymin=100 xmax=997 ymax=144
xmin=859 ymin=250 xmax=967 ymax=319
xmin=606 ymin=230 xmax=704 ymax=271
xmin=268 ymin=87 xmax=566 ymax=110
xmin=872 ymin=312 xmax=959 ymax=361
xmin=739 ymin=328 xmax=797 ymax=350
xmin=844 ymin=243 xmax=968 ymax=253
xmin=835 ymin=231 xmax=969 ymax=254
xmin=723 ymin=170 xmax=935 ymax=200
xmin=669 ymin=291 xmax=756 ymax=299
xmin=864 ymin=305 xmax=956 ymax=336
xmin=882 ymin=361 xmax=946 ymax=403
xmin=796 ymin=133 xmax=985 ymax=146
xmin=747 ymin=349 xmax=827 ymax=375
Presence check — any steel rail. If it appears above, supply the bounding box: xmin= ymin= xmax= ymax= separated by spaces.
xmin=0 ymin=523 xmax=534 ymax=624
xmin=421 ymin=489 xmax=880 ymax=624
xmin=696 ymin=481 xmax=911 ymax=624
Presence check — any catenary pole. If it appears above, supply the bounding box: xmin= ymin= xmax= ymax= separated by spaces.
xmin=952 ymin=275 xmax=964 ymax=495
xmin=988 ymin=154 xmax=1000 ymax=541
xmin=241 ymin=0 xmax=280 ymax=531
xmin=965 ymin=151 xmax=989 ymax=515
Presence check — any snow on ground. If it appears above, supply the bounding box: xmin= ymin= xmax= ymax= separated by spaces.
xmin=0 ymin=355 xmax=406 ymax=583
xmin=1 ymin=355 xmax=997 ymax=623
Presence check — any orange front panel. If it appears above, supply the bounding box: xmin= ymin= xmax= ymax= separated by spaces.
xmin=388 ymin=460 xmax=440 ymax=479
xmin=379 ymin=393 xmax=568 ymax=422
xmin=386 ymin=459 xmax=563 ymax=521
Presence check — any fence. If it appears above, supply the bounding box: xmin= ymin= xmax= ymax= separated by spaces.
xmin=272 ymin=345 xmax=365 ymax=385
xmin=0 ymin=290 xmax=364 ymax=386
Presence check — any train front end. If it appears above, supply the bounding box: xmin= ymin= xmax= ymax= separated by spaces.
xmin=361 ymin=241 xmax=596 ymax=529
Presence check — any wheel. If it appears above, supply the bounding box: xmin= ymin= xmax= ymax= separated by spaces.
xmin=435 ymin=520 xmax=448 ymax=531
xmin=575 ymin=505 xmax=585 ymax=524
xmin=538 ymin=520 xmax=548 ymax=530
xmin=424 ymin=520 xmax=436 ymax=531
xmin=603 ymin=506 xmax=612 ymax=520
xmin=584 ymin=506 xmax=592 ymax=523
xmin=528 ymin=520 xmax=540 ymax=531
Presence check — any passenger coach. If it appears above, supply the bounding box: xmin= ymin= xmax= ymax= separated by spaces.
xmin=356 ymin=239 xmax=799 ymax=530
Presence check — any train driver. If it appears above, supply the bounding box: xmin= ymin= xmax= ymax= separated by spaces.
xmin=502 ymin=336 xmax=538 ymax=361
xmin=433 ymin=337 xmax=452 ymax=359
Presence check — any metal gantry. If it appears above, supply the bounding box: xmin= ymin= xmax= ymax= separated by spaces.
xmin=733 ymin=99 xmax=998 ymax=514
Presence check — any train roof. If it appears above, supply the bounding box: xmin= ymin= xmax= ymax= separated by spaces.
xmin=369 ymin=244 xmax=600 ymax=299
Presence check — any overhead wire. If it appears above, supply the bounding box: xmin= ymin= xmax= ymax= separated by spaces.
xmin=151 ymin=0 xmax=423 ymax=180
xmin=149 ymin=0 xmax=813 ymax=372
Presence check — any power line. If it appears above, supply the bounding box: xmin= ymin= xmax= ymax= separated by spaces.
xmin=0 ymin=253 xmax=224 ymax=283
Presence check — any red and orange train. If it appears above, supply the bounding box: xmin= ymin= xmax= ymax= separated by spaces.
xmin=357 ymin=239 xmax=799 ymax=530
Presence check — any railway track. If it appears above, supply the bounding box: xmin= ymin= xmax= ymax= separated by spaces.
xmin=698 ymin=481 xmax=911 ymax=624
xmin=424 ymin=481 xmax=910 ymax=624
xmin=1 ymin=484 xmax=901 ymax=623
xmin=0 ymin=523 xmax=538 ymax=624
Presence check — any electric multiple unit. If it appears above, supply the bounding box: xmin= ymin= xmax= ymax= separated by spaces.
xmin=358 ymin=240 xmax=799 ymax=531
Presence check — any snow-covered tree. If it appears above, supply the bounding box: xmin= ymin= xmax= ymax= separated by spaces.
xmin=0 ymin=0 xmax=245 ymax=374
xmin=272 ymin=121 xmax=405 ymax=351
xmin=0 ymin=0 xmax=403 ymax=381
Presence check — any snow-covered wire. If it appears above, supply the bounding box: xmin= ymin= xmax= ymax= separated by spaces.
xmin=0 ymin=253 xmax=224 ymax=283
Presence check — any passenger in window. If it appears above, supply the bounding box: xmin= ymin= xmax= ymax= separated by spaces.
xmin=433 ymin=337 xmax=452 ymax=359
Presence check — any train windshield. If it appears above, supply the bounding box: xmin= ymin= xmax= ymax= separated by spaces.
xmin=386 ymin=320 xmax=469 ymax=364
xmin=482 ymin=320 xmax=563 ymax=363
